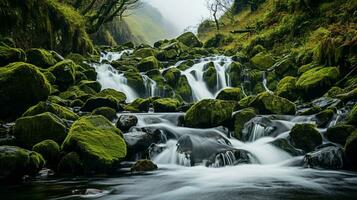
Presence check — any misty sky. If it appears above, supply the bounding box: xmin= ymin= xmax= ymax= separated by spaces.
xmin=145 ymin=0 xmax=211 ymax=33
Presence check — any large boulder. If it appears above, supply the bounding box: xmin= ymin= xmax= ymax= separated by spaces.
xmin=163 ymin=68 xmax=181 ymax=87
xmin=49 ymin=59 xmax=76 ymax=90
xmin=153 ymin=98 xmax=180 ymax=112
xmin=57 ymin=152 xmax=83 ymax=175
xmin=0 ymin=146 xmax=44 ymax=180
xmin=289 ymin=124 xmax=322 ymax=152
xmin=131 ymin=160 xmax=158 ymax=172
xmin=326 ymin=125 xmax=355 ymax=145
xmin=0 ymin=45 xmax=25 ymax=66
xmin=176 ymin=32 xmax=203 ymax=48
xmin=136 ymin=56 xmax=160 ymax=72
xmin=275 ymin=76 xmax=298 ymax=101
xmin=22 ymin=101 xmax=79 ymax=121
xmin=116 ymin=115 xmax=138 ymax=132
xmin=296 ymin=66 xmax=339 ymax=99
xmin=61 ymin=116 xmax=127 ymax=172
xmin=233 ymin=108 xmax=257 ymax=140
xmin=0 ymin=62 xmax=51 ymax=119
xmin=304 ymin=145 xmax=345 ymax=169
xmin=97 ymin=88 xmax=127 ymax=103
xmin=203 ymin=62 xmax=217 ymax=92
xmin=249 ymin=92 xmax=296 ymax=115
xmin=78 ymin=80 xmax=102 ymax=93
xmin=26 ymin=48 xmax=57 ymax=68
xmin=133 ymin=48 xmax=157 ymax=58
xmin=250 ymin=52 xmax=275 ymax=70
xmin=32 ymin=140 xmax=60 ymax=167
xmin=91 ymin=107 xmax=117 ymax=121
xmin=184 ymin=99 xmax=235 ymax=128
xmin=14 ymin=112 xmax=68 ymax=148
xmin=81 ymin=96 xmax=119 ymax=112
xmin=216 ymin=87 xmax=245 ymax=101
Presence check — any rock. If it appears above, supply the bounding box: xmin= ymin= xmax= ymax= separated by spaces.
xmin=124 ymin=70 xmax=145 ymax=93
xmin=315 ymin=108 xmax=334 ymax=127
xmin=49 ymin=59 xmax=76 ymax=90
xmin=0 ymin=62 xmax=51 ymax=119
xmin=26 ymin=48 xmax=57 ymax=68
xmin=61 ymin=116 xmax=127 ymax=172
xmin=91 ymin=107 xmax=117 ymax=121
xmin=57 ymin=152 xmax=83 ymax=175
xmin=348 ymin=104 xmax=357 ymax=125
xmin=0 ymin=146 xmax=44 ymax=180
xmin=250 ymin=52 xmax=275 ymax=70
xmin=337 ymin=87 xmax=357 ymax=102
xmin=163 ymin=68 xmax=181 ymax=87
xmin=22 ymin=101 xmax=79 ymax=121
xmin=131 ymin=160 xmax=158 ymax=172
xmin=133 ymin=48 xmax=157 ymax=58
xmin=289 ymin=124 xmax=322 ymax=152
xmin=81 ymin=96 xmax=119 ymax=112
xmin=78 ymin=80 xmax=101 ymax=93
xmin=275 ymin=76 xmax=298 ymax=101
xmin=116 ymin=115 xmax=138 ymax=132
xmin=129 ymin=97 xmax=157 ymax=112
xmin=238 ymin=95 xmax=256 ymax=108
xmin=153 ymin=98 xmax=180 ymax=112
xmin=97 ymin=88 xmax=127 ymax=103
xmin=32 ymin=140 xmax=60 ymax=167
xmin=176 ymin=32 xmax=203 ymax=48
xmin=249 ymin=92 xmax=296 ymax=115
xmin=136 ymin=56 xmax=160 ymax=72
xmin=70 ymin=99 xmax=84 ymax=107
xmin=271 ymin=138 xmax=303 ymax=156
xmin=0 ymin=45 xmax=25 ymax=66
xmin=202 ymin=62 xmax=217 ymax=92
xmin=233 ymin=108 xmax=256 ymax=139
xmin=184 ymin=99 xmax=235 ymax=128
xmin=176 ymin=76 xmax=193 ymax=102
xmin=296 ymin=66 xmax=340 ymax=99
xmin=216 ymin=87 xmax=245 ymax=101
xmin=326 ymin=124 xmax=355 ymax=145
xmin=304 ymin=145 xmax=344 ymax=169
xmin=124 ymin=131 xmax=161 ymax=160
xmin=345 ymin=130 xmax=357 ymax=169
xmin=14 ymin=112 xmax=68 ymax=148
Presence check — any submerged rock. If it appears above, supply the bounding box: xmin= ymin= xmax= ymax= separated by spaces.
xmin=304 ymin=145 xmax=344 ymax=169
xmin=131 ymin=160 xmax=158 ymax=172
xmin=124 ymin=131 xmax=161 ymax=160
xmin=116 ymin=115 xmax=138 ymax=132
xmin=289 ymin=124 xmax=322 ymax=152
xmin=249 ymin=92 xmax=296 ymax=115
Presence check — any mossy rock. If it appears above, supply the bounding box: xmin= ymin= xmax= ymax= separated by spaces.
xmin=337 ymin=87 xmax=357 ymax=102
xmin=116 ymin=115 xmax=138 ymax=132
xmin=345 ymin=131 xmax=357 ymax=170
xmin=249 ymin=92 xmax=296 ymax=115
xmin=58 ymin=86 xmax=89 ymax=101
xmin=131 ymin=160 xmax=158 ymax=172
xmin=275 ymin=76 xmax=298 ymax=101
xmin=250 ymin=52 xmax=275 ymax=70
xmin=274 ymin=57 xmax=297 ymax=77
xmin=48 ymin=96 xmax=70 ymax=107
xmin=0 ymin=45 xmax=25 ymax=66
xmin=14 ymin=112 xmax=68 ymax=148
xmin=233 ymin=108 xmax=256 ymax=140
xmin=81 ymin=96 xmax=119 ymax=112
xmin=26 ymin=48 xmax=56 ymax=68
xmin=124 ymin=70 xmax=145 ymax=93
xmin=32 ymin=140 xmax=60 ymax=167
xmin=96 ymin=88 xmax=127 ymax=103
xmin=61 ymin=116 xmax=127 ymax=172
xmin=133 ymin=48 xmax=157 ymax=58
xmin=136 ymin=56 xmax=160 ymax=72
xmin=0 ymin=146 xmax=44 ymax=180
xmin=296 ymin=66 xmax=340 ymax=99
xmin=130 ymin=97 xmax=158 ymax=112
xmin=49 ymin=59 xmax=76 ymax=90
xmin=23 ymin=101 xmax=78 ymax=121
xmin=324 ymin=86 xmax=344 ymax=98
xmin=83 ymin=69 xmax=97 ymax=81
xmin=289 ymin=124 xmax=322 ymax=152
xmin=238 ymin=95 xmax=256 ymax=108
xmin=78 ymin=80 xmax=102 ymax=93
xmin=184 ymin=99 xmax=235 ymax=128
xmin=315 ymin=108 xmax=334 ymax=127
xmin=326 ymin=125 xmax=355 ymax=145
xmin=216 ymin=88 xmax=245 ymax=101
xmin=57 ymin=152 xmax=83 ymax=175
xmin=176 ymin=32 xmax=203 ymax=48
xmin=228 ymin=62 xmax=243 ymax=87
xmin=203 ymin=62 xmax=217 ymax=92
xmin=70 ymin=99 xmax=84 ymax=107
xmin=153 ymin=98 xmax=180 ymax=112
xmin=348 ymin=104 xmax=357 ymax=125
xmin=91 ymin=107 xmax=117 ymax=121
xmin=0 ymin=62 xmax=51 ymax=119
xmin=163 ymin=68 xmax=181 ymax=87
xmin=176 ymin=76 xmax=193 ymax=102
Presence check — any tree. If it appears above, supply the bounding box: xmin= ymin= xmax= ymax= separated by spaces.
xmin=206 ymin=0 xmax=234 ymax=30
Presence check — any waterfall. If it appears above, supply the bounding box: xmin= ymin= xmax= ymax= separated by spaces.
xmin=262 ymin=71 xmax=272 ymax=93
xmin=142 ymin=74 xmax=157 ymax=97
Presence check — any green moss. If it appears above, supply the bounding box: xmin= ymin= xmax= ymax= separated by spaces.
xmin=239 ymin=95 xmax=256 ymax=108
xmin=96 ymin=88 xmax=127 ymax=103
xmin=136 ymin=56 xmax=161 ymax=72
xmin=249 ymin=92 xmax=296 ymax=115
xmin=228 ymin=62 xmax=243 ymax=87
xmin=0 ymin=45 xmax=25 ymax=66
xmin=324 ymin=86 xmax=344 ymax=98
xmin=133 ymin=48 xmax=157 ymax=58
xmin=49 ymin=59 xmax=76 ymax=90
xmin=0 ymin=62 xmax=51 ymax=119
xmin=131 ymin=159 xmax=158 ymax=172
xmin=203 ymin=62 xmax=217 ymax=92
xmin=326 ymin=124 xmax=355 ymax=145
xmin=61 ymin=115 xmax=126 ymax=172
xmin=315 ymin=108 xmax=335 ymax=127
xmin=78 ymin=80 xmax=101 ymax=93
xmin=58 ymin=86 xmax=90 ymax=101
xmin=345 ymin=130 xmax=357 ymax=169
xmin=184 ymin=99 xmax=235 ymax=128
xmin=81 ymin=96 xmax=119 ymax=112
xmin=175 ymin=76 xmax=193 ymax=102
xmin=216 ymin=87 xmax=245 ymax=101
xmin=0 ymin=146 xmax=44 ymax=180
xmin=26 ymin=48 xmax=56 ymax=68
xmin=91 ymin=107 xmax=117 ymax=121
xmin=177 ymin=32 xmax=203 ymax=48
xmin=348 ymin=104 xmax=357 ymax=125
xmin=233 ymin=108 xmax=256 ymax=139
xmin=22 ymin=101 xmax=79 ymax=121
xmin=14 ymin=112 xmax=68 ymax=148
xmin=70 ymin=99 xmax=84 ymax=107
xmin=124 ymin=70 xmax=145 ymax=93
xmin=57 ymin=152 xmax=83 ymax=175
xmin=275 ymin=76 xmax=298 ymax=101
xmin=32 ymin=139 xmax=60 ymax=167
xmin=48 ymin=96 xmax=69 ymax=107
xmin=289 ymin=124 xmax=322 ymax=152
xmin=153 ymin=98 xmax=180 ymax=112
xmin=163 ymin=68 xmax=181 ymax=87
xmin=250 ymin=52 xmax=275 ymax=70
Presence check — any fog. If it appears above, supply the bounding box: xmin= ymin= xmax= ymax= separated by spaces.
xmin=145 ymin=0 xmax=211 ymax=33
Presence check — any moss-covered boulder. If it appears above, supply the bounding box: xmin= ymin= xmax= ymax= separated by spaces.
xmin=315 ymin=108 xmax=334 ymax=127
xmin=124 ymin=70 xmax=145 ymax=93
xmin=250 ymin=52 xmax=275 ymax=70
xmin=133 ymin=48 xmax=157 ymax=58
xmin=57 ymin=152 xmax=83 ymax=175
xmin=275 ymin=76 xmax=298 ymax=101
xmin=91 ymin=107 xmax=117 ymax=121
xmin=0 ymin=146 xmax=44 ymax=180
xmin=216 ymin=88 xmax=245 ymax=101
xmin=184 ymin=99 xmax=235 ymax=128
xmin=131 ymin=160 xmax=158 ymax=172
xmin=176 ymin=76 xmax=193 ymax=102
xmin=61 ymin=116 xmax=127 ymax=172
xmin=49 ymin=59 xmax=76 ymax=90
xmin=14 ymin=112 xmax=68 ymax=148
xmin=238 ymin=95 xmax=256 ymax=108
xmin=0 ymin=62 xmax=51 ymax=119
xmin=0 ymin=45 xmax=25 ymax=66
xmin=22 ymin=101 xmax=78 ymax=121
xmin=345 ymin=131 xmax=357 ymax=170
xmin=289 ymin=124 xmax=322 ymax=152
xmin=203 ymin=62 xmax=217 ymax=92
xmin=296 ymin=67 xmax=340 ymax=99
xmin=153 ymin=98 xmax=180 ymax=112
xmin=163 ymin=68 xmax=181 ymax=87
xmin=136 ymin=56 xmax=160 ymax=72
xmin=32 ymin=140 xmax=60 ymax=167
xmin=81 ymin=96 xmax=119 ymax=112
xmin=233 ymin=108 xmax=257 ymax=140
xmin=348 ymin=104 xmax=357 ymax=125
xmin=26 ymin=48 xmax=56 ymax=68
xmin=176 ymin=32 xmax=203 ymax=48
xmin=129 ymin=97 xmax=158 ymax=112
xmin=326 ymin=125 xmax=355 ymax=145
xmin=249 ymin=92 xmax=296 ymax=115
xmin=96 ymin=88 xmax=127 ymax=103
xmin=78 ymin=80 xmax=101 ymax=93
